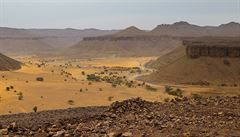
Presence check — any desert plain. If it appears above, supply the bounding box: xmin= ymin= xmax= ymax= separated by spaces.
xmin=0 ymin=56 xmax=239 ymax=115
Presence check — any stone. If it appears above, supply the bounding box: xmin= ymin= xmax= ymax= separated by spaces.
xmin=53 ymin=130 xmax=65 ymax=137
xmin=122 ymin=132 xmax=133 ymax=137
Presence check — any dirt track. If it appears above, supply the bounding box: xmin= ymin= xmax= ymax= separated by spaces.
xmin=0 ymin=96 xmax=240 ymax=137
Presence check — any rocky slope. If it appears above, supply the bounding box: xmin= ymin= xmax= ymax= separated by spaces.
xmin=0 ymin=97 xmax=239 ymax=136
xmin=0 ymin=53 xmax=21 ymax=71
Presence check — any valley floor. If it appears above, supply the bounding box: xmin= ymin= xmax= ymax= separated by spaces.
xmin=0 ymin=56 xmax=239 ymax=115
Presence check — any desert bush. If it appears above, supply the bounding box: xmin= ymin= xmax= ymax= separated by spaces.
xmin=18 ymin=93 xmax=23 ymax=100
xmin=87 ymin=74 xmax=100 ymax=82
xmin=81 ymin=71 xmax=85 ymax=75
xmin=165 ymin=86 xmax=183 ymax=97
xmin=99 ymin=88 xmax=103 ymax=91
xmin=145 ymin=85 xmax=158 ymax=91
xmin=67 ymin=100 xmax=74 ymax=105
xmin=36 ymin=77 xmax=44 ymax=82
xmin=6 ymin=87 xmax=10 ymax=91
xmin=108 ymin=96 xmax=114 ymax=101
xmin=165 ymin=86 xmax=173 ymax=92
xmin=33 ymin=106 xmax=38 ymax=112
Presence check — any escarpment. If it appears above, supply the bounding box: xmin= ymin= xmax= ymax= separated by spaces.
xmin=183 ymin=37 xmax=240 ymax=58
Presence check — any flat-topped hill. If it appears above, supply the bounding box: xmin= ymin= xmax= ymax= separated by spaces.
xmin=142 ymin=37 xmax=240 ymax=85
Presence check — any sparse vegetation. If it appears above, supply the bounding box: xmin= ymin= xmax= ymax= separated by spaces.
xmin=33 ymin=106 xmax=38 ymax=112
xmin=108 ymin=96 xmax=114 ymax=101
xmin=36 ymin=77 xmax=44 ymax=82
xmin=81 ymin=71 xmax=85 ymax=75
xmin=6 ymin=87 xmax=10 ymax=91
xmin=17 ymin=92 xmax=24 ymax=100
xmin=165 ymin=86 xmax=183 ymax=97
xmin=67 ymin=100 xmax=74 ymax=105
xmin=145 ymin=85 xmax=157 ymax=91
xmin=87 ymin=74 xmax=100 ymax=82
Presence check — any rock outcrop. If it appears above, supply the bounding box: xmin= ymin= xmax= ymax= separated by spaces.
xmin=183 ymin=37 xmax=240 ymax=58
xmin=0 ymin=97 xmax=240 ymax=136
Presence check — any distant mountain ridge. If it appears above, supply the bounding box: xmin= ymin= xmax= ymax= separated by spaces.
xmin=64 ymin=21 xmax=240 ymax=58
xmin=0 ymin=27 xmax=118 ymax=55
xmin=149 ymin=21 xmax=240 ymax=37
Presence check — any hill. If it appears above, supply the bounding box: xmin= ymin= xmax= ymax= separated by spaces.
xmin=0 ymin=53 xmax=21 ymax=71
xmin=0 ymin=27 xmax=117 ymax=55
xmin=150 ymin=21 xmax=240 ymax=37
xmin=142 ymin=37 xmax=240 ymax=85
xmin=112 ymin=26 xmax=146 ymax=37
xmin=64 ymin=22 xmax=240 ymax=58
xmin=64 ymin=36 xmax=181 ymax=58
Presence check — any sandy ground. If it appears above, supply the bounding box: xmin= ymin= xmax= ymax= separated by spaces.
xmin=0 ymin=56 xmax=168 ymax=115
xmin=0 ymin=56 xmax=239 ymax=115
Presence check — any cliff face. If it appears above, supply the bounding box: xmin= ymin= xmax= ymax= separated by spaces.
xmin=183 ymin=38 xmax=240 ymax=58
xmin=186 ymin=46 xmax=240 ymax=58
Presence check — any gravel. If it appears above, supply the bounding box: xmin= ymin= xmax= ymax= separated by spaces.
xmin=0 ymin=96 xmax=239 ymax=137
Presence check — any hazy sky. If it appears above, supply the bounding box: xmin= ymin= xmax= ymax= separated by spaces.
xmin=0 ymin=0 xmax=239 ymax=29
